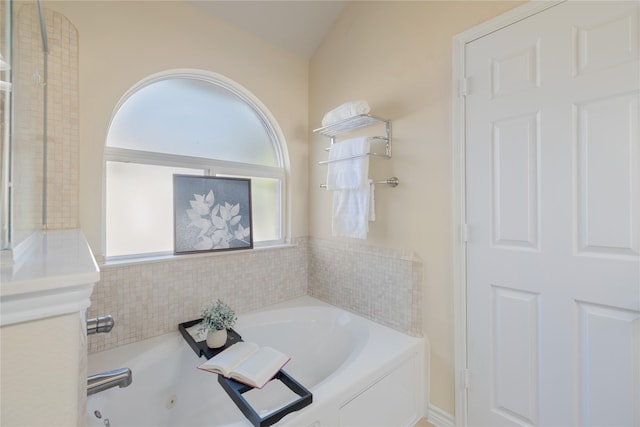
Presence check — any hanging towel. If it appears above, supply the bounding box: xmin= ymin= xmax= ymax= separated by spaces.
xmin=326 ymin=137 xmax=370 ymax=190
xmin=332 ymin=190 xmax=370 ymax=239
xmin=325 ymin=137 xmax=371 ymax=239
xmin=322 ymin=100 xmax=371 ymax=127
xmin=368 ymin=179 xmax=376 ymax=222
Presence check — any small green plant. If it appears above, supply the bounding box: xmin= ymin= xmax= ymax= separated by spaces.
xmin=200 ymin=299 xmax=237 ymax=332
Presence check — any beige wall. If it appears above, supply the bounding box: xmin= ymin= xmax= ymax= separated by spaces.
xmin=309 ymin=0 xmax=522 ymax=414
xmin=38 ymin=0 xmax=528 ymax=418
xmin=46 ymin=0 xmax=310 ymax=254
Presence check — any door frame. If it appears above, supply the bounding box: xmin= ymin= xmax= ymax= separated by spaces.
xmin=451 ymin=2 xmax=564 ymax=425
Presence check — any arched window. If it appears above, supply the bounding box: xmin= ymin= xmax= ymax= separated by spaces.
xmin=104 ymin=71 xmax=288 ymax=258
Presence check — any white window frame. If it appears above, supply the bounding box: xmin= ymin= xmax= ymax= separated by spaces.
xmin=102 ymin=69 xmax=291 ymax=260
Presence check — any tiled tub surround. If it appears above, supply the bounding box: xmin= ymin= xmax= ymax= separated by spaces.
xmin=88 ymin=241 xmax=308 ymax=353
xmin=89 ymin=238 xmax=422 ymax=354
xmin=42 ymin=6 xmax=81 ymax=230
xmin=308 ymin=237 xmax=422 ymax=337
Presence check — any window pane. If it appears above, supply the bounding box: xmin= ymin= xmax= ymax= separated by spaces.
xmin=106 ymin=162 xmax=203 ymax=257
xmin=249 ymin=177 xmax=280 ymax=242
xmin=107 ymin=78 xmax=278 ymax=166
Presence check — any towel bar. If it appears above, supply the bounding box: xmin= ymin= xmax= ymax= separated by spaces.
xmin=318 ymin=152 xmax=390 ymax=164
xmin=320 ymin=177 xmax=399 ymax=189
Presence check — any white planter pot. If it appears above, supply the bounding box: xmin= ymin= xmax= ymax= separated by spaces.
xmin=206 ymin=329 xmax=227 ymax=349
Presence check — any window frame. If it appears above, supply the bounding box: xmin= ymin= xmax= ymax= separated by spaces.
xmin=102 ymin=70 xmax=290 ymax=260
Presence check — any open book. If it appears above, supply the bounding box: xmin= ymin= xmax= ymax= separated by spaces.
xmin=198 ymin=342 xmax=290 ymax=389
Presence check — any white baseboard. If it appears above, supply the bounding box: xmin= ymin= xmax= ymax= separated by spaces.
xmin=428 ymin=404 xmax=455 ymax=427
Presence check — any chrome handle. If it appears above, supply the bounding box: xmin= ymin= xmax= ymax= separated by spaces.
xmin=87 ymin=315 xmax=114 ymax=335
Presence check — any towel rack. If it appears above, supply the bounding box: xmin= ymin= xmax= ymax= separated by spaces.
xmin=314 ymin=113 xmax=396 ymax=187
xmin=313 ymin=114 xmax=392 ymax=161
xmin=319 ymin=177 xmax=399 ymax=188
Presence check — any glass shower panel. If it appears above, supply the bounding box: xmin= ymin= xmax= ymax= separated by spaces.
xmin=0 ymin=0 xmax=11 ymax=248
xmin=1 ymin=1 xmax=47 ymax=250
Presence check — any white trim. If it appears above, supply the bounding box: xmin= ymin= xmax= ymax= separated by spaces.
xmin=428 ymin=404 xmax=455 ymax=427
xmin=100 ymin=242 xmax=298 ymax=268
xmin=451 ymin=1 xmax=565 ymax=425
xmin=0 ymin=230 xmax=99 ymax=326
xmin=104 ymin=147 xmax=285 ymax=179
xmin=451 ymin=22 xmax=469 ymax=427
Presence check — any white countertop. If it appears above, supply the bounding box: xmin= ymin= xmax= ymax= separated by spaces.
xmin=1 ymin=229 xmax=100 ymax=325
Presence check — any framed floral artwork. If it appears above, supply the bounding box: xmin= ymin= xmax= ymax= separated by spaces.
xmin=173 ymin=175 xmax=253 ymax=254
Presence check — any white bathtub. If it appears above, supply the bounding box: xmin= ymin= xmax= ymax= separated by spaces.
xmin=86 ymin=296 xmax=425 ymax=427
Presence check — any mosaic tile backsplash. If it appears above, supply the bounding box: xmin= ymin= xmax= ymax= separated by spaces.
xmin=308 ymin=238 xmax=422 ymax=336
xmin=88 ymin=241 xmax=308 ymax=353
xmin=88 ymin=238 xmax=422 ymax=353
xmin=43 ymin=7 xmax=80 ymax=230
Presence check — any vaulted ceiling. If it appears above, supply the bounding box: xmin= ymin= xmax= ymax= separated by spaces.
xmin=185 ymin=1 xmax=348 ymax=59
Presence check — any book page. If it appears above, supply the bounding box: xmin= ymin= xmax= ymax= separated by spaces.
xmin=198 ymin=342 xmax=259 ymax=376
xmin=185 ymin=322 xmax=207 ymax=342
xmin=230 ymin=346 xmax=290 ymax=389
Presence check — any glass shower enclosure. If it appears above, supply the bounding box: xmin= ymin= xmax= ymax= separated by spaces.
xmin=0 ymin=0 xmax=48 ymax=256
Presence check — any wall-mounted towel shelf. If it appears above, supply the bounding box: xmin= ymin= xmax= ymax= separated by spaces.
xmin=314 ymin=114 xmax=396 ymax=188
xmin=313 ymin=114 xmax=391 ymax=162
xmin=314 ymin=114 xmax=390 ymax=139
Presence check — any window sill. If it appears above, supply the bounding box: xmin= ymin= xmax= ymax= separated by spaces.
xmin=99 ymin=242 xmax=298 ymax=269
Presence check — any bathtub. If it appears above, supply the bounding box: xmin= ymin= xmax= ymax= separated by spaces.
xmin=86 ymin=296 xmax=425 ymax=427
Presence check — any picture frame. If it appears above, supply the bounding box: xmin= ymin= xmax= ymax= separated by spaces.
xmin=173 ymin=175 xmax=253 ymax=254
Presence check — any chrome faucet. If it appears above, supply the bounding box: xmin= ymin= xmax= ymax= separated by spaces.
xmin=87 ymin=368 xmax=133 ymax=396
xmin=86 ymin=315 xmax=131 ymax=396
xmin=87 ymin=315 xmax=115 ymax=335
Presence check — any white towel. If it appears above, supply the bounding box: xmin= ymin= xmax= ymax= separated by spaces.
xmin=326 ymin=137 xmax=371 ymax=239
xmin=322 ymin=100 xmax=370 ymax=127
xmin=368 ymin=180 xmax=376 ymax=222
xmin=332 ymin=190 xmax=370 ymax=239
xmin=326 ymin=137 xmax=370 ymax=190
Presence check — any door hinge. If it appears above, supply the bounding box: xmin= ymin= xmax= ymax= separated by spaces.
xmin=459 ymin=78 xmax=469 ymax=97
xmin=462 ymin=223 xmax=470 ymax=243
xmin=463 ymin=369 xmax=471 ymax=389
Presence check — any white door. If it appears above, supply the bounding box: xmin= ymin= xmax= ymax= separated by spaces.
xmin=465 ymin=1 xmax=640 ymax=426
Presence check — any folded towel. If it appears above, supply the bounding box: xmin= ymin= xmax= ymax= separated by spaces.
xmin=326 ymin=137 xmax=370 ymax=191
xmin=322 ymin=100 xmax=370 ymax=127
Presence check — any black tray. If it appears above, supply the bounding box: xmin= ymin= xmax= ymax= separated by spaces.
xmin=178 ymin=319 xmax=313 ymax=427
xmin=218 ymin=370 xmax=313 ymax=427
xmin=178 ymin=318 xmax=242 ymax=359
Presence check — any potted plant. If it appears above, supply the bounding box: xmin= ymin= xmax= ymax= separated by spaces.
xmin=200 ymin=299 xmax=237 ymax=348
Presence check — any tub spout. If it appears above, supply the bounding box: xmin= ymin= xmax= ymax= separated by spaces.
xmin=87 ymin=368 xmax=132 ymax=396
